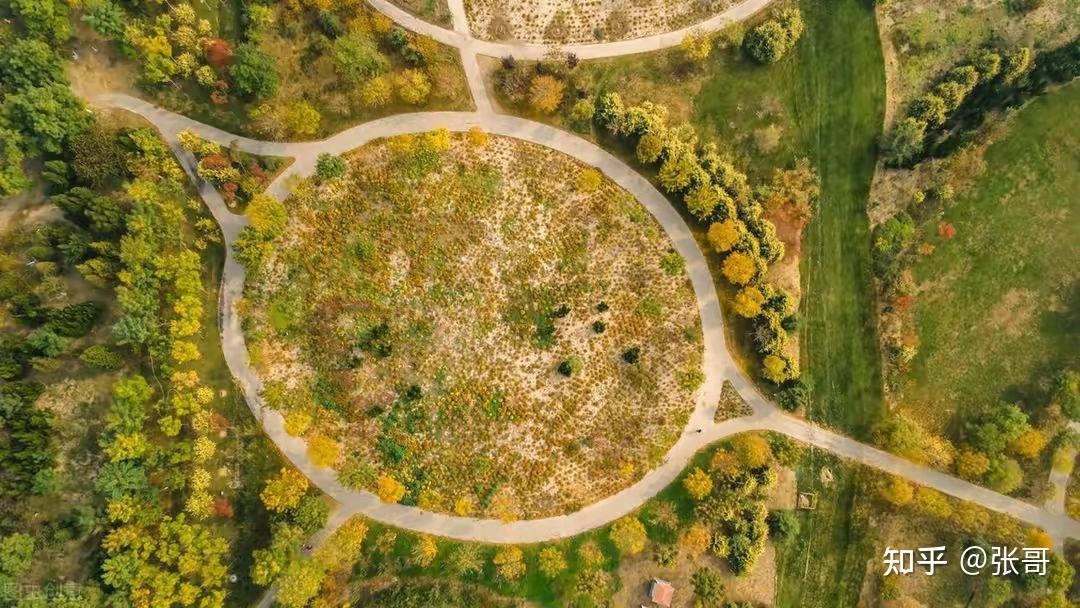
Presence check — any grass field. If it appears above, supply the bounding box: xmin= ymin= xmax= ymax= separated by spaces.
xmin=900 ymin=81 xmax=1080 ymax=432
xmin=787 ymin=0 xmax=887 ymax=439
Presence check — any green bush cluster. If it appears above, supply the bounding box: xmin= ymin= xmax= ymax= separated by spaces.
xmin=743 ymin=9 xmax=805 ymax=64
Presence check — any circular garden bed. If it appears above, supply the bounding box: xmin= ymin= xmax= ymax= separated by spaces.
xmin=241 ymin=131 xmax=703 ymax=518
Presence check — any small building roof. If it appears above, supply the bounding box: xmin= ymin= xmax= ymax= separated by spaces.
xmin=649 ymin=579 xmax=675 ymax=607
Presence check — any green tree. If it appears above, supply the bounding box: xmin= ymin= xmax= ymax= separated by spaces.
xmin=0 ymin=39 xmax=65 ymax=89
xmin=743 ymin=9 xmax=803 ymax=64
xmin=691 ymin=567 xmax=725 ymax=605
xmin=231 ymin=44 xmax=280 ymax=99
xmin=9 ymin=0 xmax=71 ymax=42
xmin=3 ymin=84 xmax=88 ymax=155
xmin=885 ymin=117 xmax=927 ymax=166
xmin=0 ymin=533 xmax=34 ymax=576
xmin=276 ymin=559 xmax=326 ymax=608
xmin=332 ymin=32 xmax=390 ymax=84
xmin=0 ymin=128 xmax=30 ymax=196
xmin=70 ymin=123 xmax=126 ymax=189
xmin=767 ymin=510 xmax=800 ymax=542
xmin=315 ymin=154 xmax=348 ymax=181
xmin=984 ymin=457 xmax=1023 ymax=493
xmin=82 ymin=1 xmax=126 ymax=39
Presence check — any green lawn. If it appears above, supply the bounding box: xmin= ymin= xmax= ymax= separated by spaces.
xmin=787 ymin=0 xmax=887 ymax=438
xmin=774 ymin=452 xmax=874 ymax=608
xmin=902 ymin=81 xmax=1080 ymax=431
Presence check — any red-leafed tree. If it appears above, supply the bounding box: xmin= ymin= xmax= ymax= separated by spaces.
xmin=938 ymin=222 xmax=957 ymax=239
xmin=206 ymin=39 xmax=234 ymax=67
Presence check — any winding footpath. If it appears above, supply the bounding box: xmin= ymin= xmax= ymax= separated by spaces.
xmin=92 ymin=2 xmax=1080 ymax=586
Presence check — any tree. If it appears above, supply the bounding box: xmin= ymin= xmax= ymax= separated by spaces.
xmin=529 ymin=75 xmax=566 ymax=114
xmin=4 ymin=84 xmax=89 ymax=155
xmin=683 ymin=467 xmax=714 ymax=500
xmin=733 ymin=287 xmax=765 ymax=318
xmin=261 ymin=468 xmax=310 ymax=512
xmin=966 ymin=403 xmax=1030 ymax=456
xmin=80 ymin=344 xmax=123 ymax=370
xmin=1054 ymin=369 xmax=1080 ymax=421
xmin=732 ymin=434 xmax=771 ymax=468
xmin=276 ymin=559 xmax=326 ymax=608
xmin=721 ymin=251 xmax=757 ymax=285
xmin=395 ymin=69 xmax=432 ymax=105
xmin=293 ymin=495 xmax=329 ymax=534
xmin=231 ymin=44 xmax=280 ymax=99
xmin=884 ymin=118 xmax=927 ymax=166
xmin=636 ymin=131 xmax=666 ymax=164
xmin=0 ymin=533 xmax=34 ymax=576
xmin=493 ymin=546 xmax=526 ymax=581
xmin=767 ymin=510 xmax=800 ymax=542
xmin=1009 ymin=429 xmax=1048 ymax=460
xmin=538 ymin=546 xmax=567 ymax=578
xmin=376 ymin=475 xmax=406 ymax=503
xmin=658 ymin=146 xmax=703 ymax=193
xmin=9 ymin=0 xmax=71 ymax=42
xmin=743 ymin=9 xmax=803 ymax=64
xmin=0 ymin=128 xmax=30 ymax=196
xmin=875 ymin=475 xmax=913 ymax=506
xmin=691 ymin=567 xmax=725 ymax=605
xmin=685 ymin=183 xmax=723 ymax=220
xmin=0 ymin=39 xmax=65 ymax=89
xmin=448 ymin=544 xmax=484 ymax=576
xmin=360 ymin=74 xmax=394 ymax=108
xmin=680 ymin=523 xmax=712 ymax=556
xmin=247 ymin=194 xmax=288 ymax=237
xmin=609 ymin=516 xmax=647 ymax=555
xmin=332 ymin=32 xmax=390 ymax=84
xmin=708 ymin=219 xmax=745 ymax=253
xmin=910 ymin=93 xmax=948 ymax=127
xmin=955 ymin=448 xmax=990 ymax=480
xmin=70 ymin=123 xmax=126 ymax=189
xmin=83 ymin=1 xmax=126 ymax=39
xmin=281 ymin=101 xmax=321 ymax=138
xmin=681 ymin=31 xmax=714 ymax=63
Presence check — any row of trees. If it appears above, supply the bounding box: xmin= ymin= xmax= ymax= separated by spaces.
xmin=588 ymin=93 xmax=803 ymax=385
xmin=885 ymin=46 xmax=1034 ymax=166
xmin=886 ymin=36 xmax=1080 ymax=168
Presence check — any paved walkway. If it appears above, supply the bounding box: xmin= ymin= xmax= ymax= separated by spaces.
xmin=368 ymin=0 xmax=775 ymax=60
xmin=90 ymin=0 xmax=1080 ymax=558
xmin=97 ymin=92 xmax=1080 ymax=548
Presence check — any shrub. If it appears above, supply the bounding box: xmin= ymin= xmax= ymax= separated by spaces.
xmin=48 ymin=301 xmax=101 ymax=337
xmin=557 ymin=357 xmax=581 ymax=377
xmin=622 ymin=346 xmax=641 ymax=364
xmin=79 ymin=344 xmax=122 ymax=369
xmin=767 ymin=510 xmax=800 ymax=541
xmin=743 ymin=9 xmax=804 ymax=64
xmin=394 ymin=69 xmax=432 ymax=105
xmin=315 ymin=154 xmax=347 ymax=182
xmin=528 ymin=74 xmax=566 ymax=114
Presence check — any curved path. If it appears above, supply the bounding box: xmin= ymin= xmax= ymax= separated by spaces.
xmin=97 ymin=92 xmax=1080 ymax=548
xmin=369 ymin=0 xmax=775 ymax=60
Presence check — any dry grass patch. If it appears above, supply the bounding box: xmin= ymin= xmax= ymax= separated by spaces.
xmin=242 ymin=133 xmax=703 ymax=517
xmin=468 ymin=0 xmax=738 ymax=44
